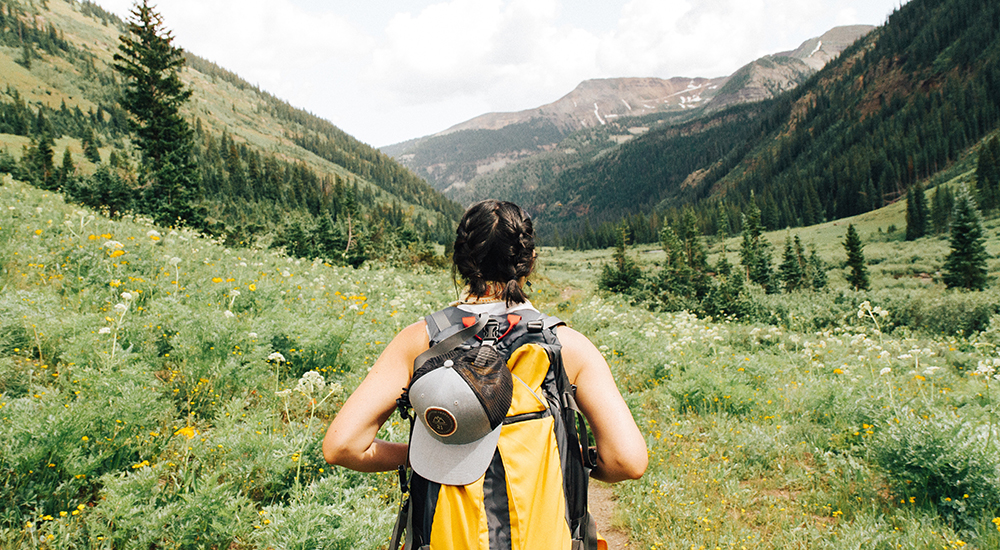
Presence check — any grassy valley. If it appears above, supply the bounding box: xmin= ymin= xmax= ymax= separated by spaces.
xmin=2 ymin=154 xmax=1000 ymax=546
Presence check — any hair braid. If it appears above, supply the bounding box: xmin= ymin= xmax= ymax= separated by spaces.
xmin=452 ymin=200 xmax=535 ymax=306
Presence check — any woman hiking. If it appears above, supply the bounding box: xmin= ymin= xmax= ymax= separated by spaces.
xmin=323 ymin=199 xmax=647 ymax=549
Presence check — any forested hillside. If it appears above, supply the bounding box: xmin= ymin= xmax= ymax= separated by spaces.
xmin=532 ymin=0 xmax=1000 ymax=248
xmin=0 ymin=0 xmax=461 ymax=265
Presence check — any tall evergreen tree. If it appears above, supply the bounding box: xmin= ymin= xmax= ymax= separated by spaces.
xmin=779 ymin=234 xmax=806 ymax=292
xmin=114 ymin=0 xmax=203 ymax=228
xmin=930 ymin=184 xmax=955 ymax=235
xmin=976 ymin=136 xmax=1000 ymax=211
xmin=58 ymin=147 xmax=74 ymax=187
xmin=22 ymin=134 xmax=55 ymax=190
xmin=680 ymin=208 xmax=708 ymax=271
xmin=843 ymin=224 xmax=869 ymax=291
xmin=739 ymin=198 xmax=776 ymax=292
xmin=807 ymin=247 xmax=828 ymax=290
xmin=598 ymin=225 xmax=642 ymax=293
xmin=905 ymin=183 xmax=929 ymax=240
xmin=942 ymin=187 xmax=989 ymax=290
xmin=82 ymin=127 xmax=101 ymax=164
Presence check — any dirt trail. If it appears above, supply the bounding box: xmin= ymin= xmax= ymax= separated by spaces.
xmin=590 ymin=480 xmax=630 ymax=548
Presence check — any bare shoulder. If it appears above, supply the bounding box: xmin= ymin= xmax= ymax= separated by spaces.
xmin=556 ymin=325 xmax=601 ymax=355
xmin=556 ymin=325 xmax=605 ymax=382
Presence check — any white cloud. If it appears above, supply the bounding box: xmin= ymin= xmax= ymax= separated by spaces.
xmin=92 ymin=0 xmax=904 ymax=145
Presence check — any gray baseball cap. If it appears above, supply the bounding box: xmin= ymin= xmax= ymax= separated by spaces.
xmin=407 ymin=346 xmax=513 ymax=485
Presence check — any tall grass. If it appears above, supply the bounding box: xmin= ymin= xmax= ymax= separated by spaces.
xmin=2 ymin=175 xmax=1000 ymax=548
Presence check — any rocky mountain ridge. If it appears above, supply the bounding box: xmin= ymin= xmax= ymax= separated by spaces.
xmin=383 ymin=25 xmax=874 ymax=203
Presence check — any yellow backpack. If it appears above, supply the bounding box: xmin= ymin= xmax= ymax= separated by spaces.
xmin=392 ymin=306 xmax=600 ymax=550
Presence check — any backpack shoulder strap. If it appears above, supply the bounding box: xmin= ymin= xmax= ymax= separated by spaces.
xmin=414 ymin=309 xmax=487 ymax=371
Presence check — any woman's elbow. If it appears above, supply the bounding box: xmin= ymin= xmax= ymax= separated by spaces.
xmin=623 ymin=451 xmax=648 ymax=480
xmin=322 ymin=431 xmax=353 ymax=466
xmin=598 ymin=445 xmax=648 ymax=482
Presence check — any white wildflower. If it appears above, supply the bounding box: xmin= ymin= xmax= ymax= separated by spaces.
xmin=223 ymin=310 xmax=235 ymax=319
xmin=275 ymin=388 xmax=293 ymax=398
xmin=248 ymin=332 xmax=258 ymax=339
xmin=267 ymin=352 xmax=287 ymax=363
xmin=146 ymin=229 xmax=161 ymax=239
xmin=229 ymin=289 xmax=241 ymax=297
xmin=168 ymin=257 xmax=181 ymax=266
xmin=976 ymin=361 xmax=996 ymax=376
xmin=103 ymin=240 xmax=124 ymax=249
xmin=898 ymin=354 xmax=912 ymax=360
xmin=113 ymin=303 xmax=127 ymax=314
xmin=295 ymin=370 xmax=326 ymax=396
xmin=98 ymin=327 xmax=111 ymax=335
xmin=121 ymin=292 xmax=132 ymax=301
xmin=880 ymin=367 xmax=892 ymax=376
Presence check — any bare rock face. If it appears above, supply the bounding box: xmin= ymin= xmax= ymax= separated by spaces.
xmin=707 ymin=25 xmax=874 ymax=111
xmin=385 ymin=25 xmax=874 ymax=200
xmin=439 ymin=76 xmax=729 ymax=136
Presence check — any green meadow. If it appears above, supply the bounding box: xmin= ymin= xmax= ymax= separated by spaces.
xmin=2 ymin=174 xmax=1000 ymax=549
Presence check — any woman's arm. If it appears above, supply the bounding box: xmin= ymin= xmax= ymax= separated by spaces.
xmin=322 ymin=321 xmax=428 ymax=472
xmin=558 ymin=326 xmax=648 ymax=483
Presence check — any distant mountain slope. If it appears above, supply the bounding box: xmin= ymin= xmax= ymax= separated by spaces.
xmin=0 ymin=0 xmax=461 ymax=254
xmin=529 ymin=0 xmax=1000 ymax=246
xmin=384 ymin=26 xmax=870 ymax=202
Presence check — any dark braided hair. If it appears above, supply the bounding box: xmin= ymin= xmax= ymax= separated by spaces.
xmin=453 ymin=200 xmax=535 ymax=306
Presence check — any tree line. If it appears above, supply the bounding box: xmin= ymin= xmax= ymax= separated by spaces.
xmin=544 ymin=0 xmax=1000 ymax=248
xmin=0 ymin=0 xmax=459 ymax=267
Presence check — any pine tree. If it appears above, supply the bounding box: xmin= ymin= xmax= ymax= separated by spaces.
xmin=599 ymin=225 xmax=642 ymax=293
xmin=82 ymin=127 xmax=101 ymax=163
xmin=905 ymin=183 xmax=928 ymax=240
xmin=680 ymin=209 xmax=708 ymax=271
xmin=779 ymin=235 xmax=806 ymax=292
xmin=739 ymin=198 xmax=776 ymax=292
xmin=933 ymin=184 xmax=956 ymax=235
xmin=23 ymin=134 xmax=55 ymax=190
xmin=114 ymin=0 xmax=203 ymax=228
xmin=58 ymin=147 xmax=74 ymax=187
xmin=715 ymin=226 xmax=732 ymax=276
xmin=942 ymin=187 xmax=989 ymax=290
xmin=807 ymin=247 xmax=827 ymax=290
xmin=976 ymin=136 xmax=1000 ymax=211
xmin=843 ymin=224 xmax=869 ymax=291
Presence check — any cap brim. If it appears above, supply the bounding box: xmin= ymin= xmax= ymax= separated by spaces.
xmin=409 ymin=419 xmax=502 ymax=486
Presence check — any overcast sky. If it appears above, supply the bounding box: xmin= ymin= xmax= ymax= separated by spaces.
xmin=96 ymin=0 xmax=908 ymax=147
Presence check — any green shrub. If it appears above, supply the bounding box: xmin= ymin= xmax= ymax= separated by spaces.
xmin=869 ymin=414 xmax=1000 ymax=531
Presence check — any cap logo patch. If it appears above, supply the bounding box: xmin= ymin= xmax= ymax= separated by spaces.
xmin=424 ymin=407 xmax=457 ymax=437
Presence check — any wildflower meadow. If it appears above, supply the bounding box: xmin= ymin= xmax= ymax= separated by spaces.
xmin=2 ymin=174 xmax=1000 ymax=548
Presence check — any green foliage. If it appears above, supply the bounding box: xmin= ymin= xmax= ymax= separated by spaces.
xmin=870 ymin=414 xmax=1000 ymax=531
xmin=975 ymin=135 xmax=1000 ymax=211
xmin=931 ymin=183 xmax=956 ymax=234
xmin=739 ymin=201 xmax=776 ymax=293
xmin=906 ymin=183 xmax=929 ymax=241
xmin=510 ymin=0 xmax=1000 ymax=247
xmin=942 ymin=186 xmax=989 ymax=290
xmin=779 ymin=235 xmax=807 ymax=292
xmin=597 ymin=226 xmax=642 ymax=293
xmin=113 ymin=0 xmax=204 ymax=229
xmin=66 ymin=164 xmax=134 ymax=219
xmin=844 ymin=224 xmax=870 ymax=291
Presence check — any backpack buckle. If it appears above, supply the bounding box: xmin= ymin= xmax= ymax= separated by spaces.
xmin=527 ymin=320 xmax=544 ymax=333
xmin=481 ymin=318 xmax=501 ymax=346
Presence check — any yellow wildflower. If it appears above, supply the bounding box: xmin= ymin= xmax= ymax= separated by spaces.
xmin=174 ymin=426 xmax=197 ymax=439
